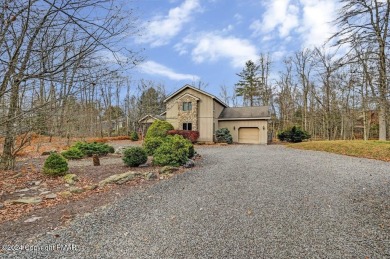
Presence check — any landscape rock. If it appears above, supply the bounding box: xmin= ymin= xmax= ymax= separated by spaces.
xmin=41 ymin=150 xmax=57 ymax=156
xmin=58 ymin=191 xmax=72 ymax=198
xmin=15 ymin=188 xmax=30 ymax=193
xmin=115 ymin=146 xmax=128 ymax=155
xmin=24 ymin=216 xmax=42 ymax=223
xmin=39 ymin=191 xmax=51 ymax=195
xmin=10 ymin=197 xmax=42 ymax=204
xmin=98 ymin=172 xmax=136 ymax=187
xmin=145 ymin=172 xmax=158 ymax=180
xmin=84 ymin=184 xmax=98 ymax=191
xmin=30 ymin=186 xmax=39 ymax=190
xmin=45 ymin=193 xmax=57 ymax=199
xmin=69 ymin=187 xmax=84 ymax=194
xmin=63 ymin=174 xmax=78 ymax=185
xmin=0 ymin=203 xmax=4 ymax=209
xmin=160 ymin=166 xmax=179 ymax=174
xmin=183 ymin=159 xmax=195 ymax=168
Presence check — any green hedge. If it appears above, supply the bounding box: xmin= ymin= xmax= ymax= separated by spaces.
xmin=277 ymin=126 xmax=311 ymax=143
xmin=61 ymin=147 xmax=84 ymax=160
xmin=123 ymin=147 xmax=148 ymax=167
xmin=153 ymin=135 xmax=193 ymax=166
xmin=43 ymin=153 xmax=69 ymax=176
xmin=216 ymin=128 xmax=233 ymax=144
xmin=145 ymin=120 xmax=174 ymax=139
xmin=73 ymin=141 xmax=114 ymax=156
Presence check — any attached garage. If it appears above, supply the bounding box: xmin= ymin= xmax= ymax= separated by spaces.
xmin=238 ymin=127 xmax=259 ymax=144
xmin=218 ymin=106 xmax=271 ymax=145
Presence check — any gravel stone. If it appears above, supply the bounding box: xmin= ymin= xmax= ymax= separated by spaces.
xmin=5 ymin=145 xmax=390 ymax=258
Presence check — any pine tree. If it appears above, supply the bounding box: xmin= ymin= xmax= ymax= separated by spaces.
xmin=235 ymin=60 xmax=261 ymax=106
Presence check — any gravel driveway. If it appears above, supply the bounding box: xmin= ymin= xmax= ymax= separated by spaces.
xmin=4 ymin=145 xmax=390 ymax=258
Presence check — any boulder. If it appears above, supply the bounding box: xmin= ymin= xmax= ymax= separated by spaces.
xmin=98 ymin=172 xmax=136 ymax=187
xmin=183 ymin=159 xmax=195 ymax=168
xmin=15 ymin=188 xmax=30 ymax=193
xmin=69 ymin=187 xmax=84 ymax=194
xmin=41 ymin=150 xmax=57 ymax=156
xmin=160 ymin=166 xmax=179 ymax=174
xmin=115 ymin=146 xmax=128 ymax=155
xmin=45 ymin=193 xmax=57 ymax=199
xmin=63 ymin=174 xmax=78 ymax=185
xmin=58 ymin=191 xmax=72 ymax=198
xmin=84 ymin=184 xmax=98 ymax=191
xmin=145 ymin=172 xmax=158 ymax=180
xmin=9 ymin=197 xmax=42 ymax=204
xmin=24 ymin=216 xmax=42 ymax=223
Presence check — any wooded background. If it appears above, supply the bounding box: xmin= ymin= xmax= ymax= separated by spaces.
xmin=0 ymin=0 xmax=389 ymax=169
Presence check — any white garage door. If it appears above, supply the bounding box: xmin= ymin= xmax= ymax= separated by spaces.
xmin=238 ymin=127 xmax=259 ymax=144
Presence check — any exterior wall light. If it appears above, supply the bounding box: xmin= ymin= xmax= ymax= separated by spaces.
xmin=263 ymin=126 xmax=265 ymax=130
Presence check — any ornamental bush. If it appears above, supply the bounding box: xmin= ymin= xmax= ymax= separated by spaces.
xmin=153 ymin=135 xmax=193 ymax=166
xmin=145 ymin=120 xmax=174 ymax=139
xmin=73 ymin=141 xmax=114 ymax=156
xmin=61 ymin=147 xmax=84 ymax=160
xmin=143 ymin=137 xmax=164 ymax=156
xmin=215 ymin=128 xmax=233 ymax=144
xmin=277 ymin=126 xmax=311 ymax=143
xmin=43 ymin=153 xmax=69 ymax=176
xmin=122 ymin=147 xmax=148 ymax=167
xmin=130 ymin=131 xmax=139 ymax=141
xmin=167 ymin=130 xmax=199 ymax=143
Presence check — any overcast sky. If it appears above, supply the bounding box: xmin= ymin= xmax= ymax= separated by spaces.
xmin=130 ymin=0 xmax=339 ymax=99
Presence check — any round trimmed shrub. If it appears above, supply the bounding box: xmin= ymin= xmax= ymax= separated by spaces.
xmin=130 ymin=131 xmax=139 ymax=141
xmin=43 ymin=153 xmax=69 ymax=176
xmin=123 ymin=147 xmax=148 ymax=167
xmin=61 ymin=147 xmax=84 ymax=160
xmin=145 ymin=120 xmax=174 ymax=139
xmin=277 ymin=126 xmax=311 ymax=143
xmin=143 ymin=137 xmax=164 ymax=156
xmin=216 ymin=128 xmax=233 ymax=144
xmin=153 ymin=135 xmax=192 ymax=166
xmin=107 ymin=145 xmax=115 ymax=154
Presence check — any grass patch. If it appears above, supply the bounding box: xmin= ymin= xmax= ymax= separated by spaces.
xmin=287 ymin=140 xmax=390 ymax=162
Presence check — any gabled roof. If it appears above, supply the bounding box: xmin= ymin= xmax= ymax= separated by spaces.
xmin=138 ymin=114 xmax=165 ymax=123
xmin=164 ymin=84 xmax=228 ymax=107
xmin=218 ymin=106 xmax=271 ymax=120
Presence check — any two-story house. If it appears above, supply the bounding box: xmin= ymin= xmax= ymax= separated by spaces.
xmin=163 ymin=84 xmax=270 ymax=144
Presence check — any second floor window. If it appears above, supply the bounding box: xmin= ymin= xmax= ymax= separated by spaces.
xmin=183 ymin=102 xmax=192 ymax=111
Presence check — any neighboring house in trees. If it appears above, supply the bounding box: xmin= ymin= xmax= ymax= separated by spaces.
xmin=163 ymin=84 xmax=271 ymax=144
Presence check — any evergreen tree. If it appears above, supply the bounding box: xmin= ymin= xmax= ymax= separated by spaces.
xmin=235 ymin=60 xmax=261 ymax=106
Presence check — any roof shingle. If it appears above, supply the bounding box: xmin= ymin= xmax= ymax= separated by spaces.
xmin=218 ymin=106 xmax=270 ymax=120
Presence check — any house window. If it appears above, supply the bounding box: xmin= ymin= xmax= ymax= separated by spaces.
xmin=183 ymin=102 xmax=192 ymax=111
xmin=183 ymin=123 xmax=192 ymax=131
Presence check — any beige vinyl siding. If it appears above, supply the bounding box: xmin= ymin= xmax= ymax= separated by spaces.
xmin=165 ymin=88 xmax=215 ymax=142
xmin=218 ymin=120 xmax=268 ymax=144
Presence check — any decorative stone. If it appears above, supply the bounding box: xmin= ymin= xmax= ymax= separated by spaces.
xmin=84 ymin=184 xmax=98 ymax=191
xmin=24 ymin=216 xmax=42 ymax=223
xmin=30 ymin=186 xmax=39 ymax=190
xmin=39 ymin=191 xmax=51 ymax=195
xmin=115 ymin=146 xmax=128 ymax=155
xmin=145 ymin=172 xmax=158 ymax=180
xmin=160 ymin=166 xmax=179 ymax=174
xmin=0 ymin=203 xmax=4 ymax=209
xmin=69 ymin=187 xmax=84 ymax=194
xmin=98 ymin=172 xmax=136 ymax=187
xmin=58 ymin=191 xmax=72 ymax=198
xmin=10 ymin=197 xmax=42 ymax=204
xmin=93 ymin=154 xmax=100 ymax=166
xmin=45 ymin=193 xmax=57 ymax=199
xmin=41 ymin=150 xmax=57 ymax=156
xmin=15 ymin=188 xmax=30 ymax=193
xmin=183 ymin=159 xmax=195 ymax=168
xmin=63 ymin=174 xmax=78 ymax=185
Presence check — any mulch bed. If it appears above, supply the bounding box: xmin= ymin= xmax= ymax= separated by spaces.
xmin=0 ymin=152 xmax=192 ymax=245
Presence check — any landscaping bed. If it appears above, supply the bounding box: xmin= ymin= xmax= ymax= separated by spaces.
xmin=0 ymin=140 xmax=199 ymax=245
